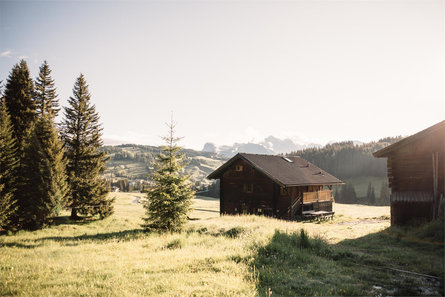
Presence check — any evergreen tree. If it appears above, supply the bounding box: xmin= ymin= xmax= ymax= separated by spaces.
xmin=19 ymin=115 xmax=68 ymax=229
xmin=333 ymin=187 xmax=339 ymax=202
xmin=0 ymin=97 xmax=19 ymax=230
xmin=3 ymin=60 xmax=36 ymax=150
xmin=339 ymin=185 xmax=347 ymax=203
xmin=35 ymin=61 xmax=59 ymax=119
xmin=340 ymin=184 xmax=357 ymax=204
xmin=61 ymin=74 xmax=113 ymax=219
xmin=348 ymin=184 xmax=357 ymax=204
xmin=378 ymin=182 xmax=390 ymax=206
xmin=366 ymin=182 xmax=376 ymax=205
xmin=142 ymin=120 xmax=195 ymax=232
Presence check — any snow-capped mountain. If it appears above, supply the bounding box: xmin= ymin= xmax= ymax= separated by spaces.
xmin=202 ymin=136 xmax=322 ymax=157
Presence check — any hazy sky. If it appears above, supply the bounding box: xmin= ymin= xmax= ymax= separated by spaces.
xmin=1 ymin=0 xmax=444 ymax=150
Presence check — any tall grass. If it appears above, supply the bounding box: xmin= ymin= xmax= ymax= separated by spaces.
xmin=0 ymin=193 xmax=442 ymax=296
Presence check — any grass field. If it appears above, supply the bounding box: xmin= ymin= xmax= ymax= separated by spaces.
xmin=0 ymin=193 xmax=443 ymax=296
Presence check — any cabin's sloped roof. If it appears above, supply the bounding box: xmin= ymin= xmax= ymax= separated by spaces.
xmin=207 ymin=153 xmax=343 ymax=187
xmin=373 ymin=120 xmax=445 ymax=158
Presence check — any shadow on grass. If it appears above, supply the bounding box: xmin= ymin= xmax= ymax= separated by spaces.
xmin=193 ymin=208 xmax=219 ymax=213
xmin=0 ymin=242 xmax=43 ymax=249
xmin=0 ymin=229 xmax=147 ymax=249
xmin=251 ymin=221 xmax=444 ymax=296
xmin=51 ymin=215 xmax=100 ymax=226
xmin=194 ymin=196 xmax=219 ymax=201
xmin=40 ymin=228 xmax=146 ymax=243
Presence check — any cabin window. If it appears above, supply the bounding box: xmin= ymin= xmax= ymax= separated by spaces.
xmin=280 ymin=187 xmax=288 ymax=196
xmin=282 ymin=157 xmax=293 ymax=163
xmin=235 ymin=165 xmax=243 ymax=172
xmin=243 ymin=184 xmax=254 ymax=193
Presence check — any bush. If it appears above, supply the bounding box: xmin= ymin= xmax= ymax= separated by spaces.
xmin=166 ymin=238 xmax=183 ymax=249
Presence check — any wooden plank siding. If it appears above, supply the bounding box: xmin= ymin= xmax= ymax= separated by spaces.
xmin=384 ymin=126 xmax=444 ymax=194
xmin=374 ymin=120 xmax=445 ymax=225
xmin=303 ymin=190 xmax=333 ymax=203
xmin=220 ymin=159 xmax=277 ymax=216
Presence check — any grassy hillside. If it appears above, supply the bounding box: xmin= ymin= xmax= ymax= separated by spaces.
xmin=102 ymin=144 xmax=227 ymax=190
xmin=1 ymin=194 xmax=443 ymax=296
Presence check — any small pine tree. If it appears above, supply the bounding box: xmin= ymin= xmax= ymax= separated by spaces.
xmin=0 ymin=98 xmax=19 ymax=230
xmin=333 ymin=186 xmax=339 ymax=202
xmin=366 ymin=182 xmax=376 ymax=205
xmin=348 ymin=184 xmax=357 ymax=204
xmin=19 ymin=116 xmax=68 ymax=229
xmin=340 ymin=184 xmax=357 ymax=204
xmin=3 ymin=60 xmax=36 ymax=150
xmin=35 ymin=61 xmax=60 ymax=119
xmin=378 ymin=182 xmax=390 ymax=206
xmin=142 ymin=119 xmax=194 ymax=232
xmin=61 ymin=74 xmax=113 ymax=219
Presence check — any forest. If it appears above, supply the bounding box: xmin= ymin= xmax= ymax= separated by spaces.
xmin=291 ymin=138 xmax=403 ymax=205
xmin=0 ymin=60 xmax=113 ymax=231
xmin=291 ymin=137 xmax=402 ymax=179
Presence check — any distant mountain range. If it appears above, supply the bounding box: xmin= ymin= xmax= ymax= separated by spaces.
xmin=202 ymin=135 xmax=323 ymax=157
xmin=105 ymin=135 xmax=366 ymax=158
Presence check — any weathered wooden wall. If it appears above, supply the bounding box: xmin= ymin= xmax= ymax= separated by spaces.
xmin=391 ymin=201 xmax=433 ymax=225
xmin=387 ymin=128 xmax=444 ymax=194
xmin=386 ymin=127 xmax=444 ymax=225
xmin=220 ymin=159 xmax=277 ymax=216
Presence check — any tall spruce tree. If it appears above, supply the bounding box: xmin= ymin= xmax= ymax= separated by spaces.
xmin=340 ymin=184 xmax=357 ymax=204
xmin=19 ymin=115 xmax=68 ymax=229
xmin=142 ymin=119 xmax=194 ymax=232
xmin=378 ymin=182 xmax=390 ymax=206
xmin=0 ymin=97 xmax=19 ymax=230
xmin=35 ymin=61 xmax=59 ymax=119
xmin=3 ymin=60 xmax=36 ymax=150
xmin=61 ymin=74 xmax=113 ymax=219
xmin=366 ymin=182 xmax=376 ymax=205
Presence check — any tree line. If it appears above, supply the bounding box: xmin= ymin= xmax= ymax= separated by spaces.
xmin=332 ymin=181 xmax=390 ymax=206
xmin=0 ymin=60 xmax=113 ymax=231
xmin=291 ymin=139 xmax=401 ymax=180
xmin=291 ymin=140 xmax=399 ymax=206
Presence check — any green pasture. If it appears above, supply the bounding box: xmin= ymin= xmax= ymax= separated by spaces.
xmin=0 ymin=193 xmax=442 ymax=296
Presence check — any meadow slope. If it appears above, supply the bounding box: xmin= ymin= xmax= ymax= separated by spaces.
xmin=0 ymin=193 xmax=443 ymax=296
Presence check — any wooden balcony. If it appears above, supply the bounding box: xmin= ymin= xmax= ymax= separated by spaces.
xmin=303 ymin=190 xmax=333 ymax=203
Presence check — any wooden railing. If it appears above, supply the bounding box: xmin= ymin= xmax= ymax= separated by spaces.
xmin=303 ymin=190 xmax=333 ymax=203
xmin=280 ymin=193 xmax=303 ymax=220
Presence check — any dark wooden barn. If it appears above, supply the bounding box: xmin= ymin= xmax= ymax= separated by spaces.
xmin=373 ymin=120 xmax=445 ymax=225
xmin=207 ymin=153 xmax=343 ymax=220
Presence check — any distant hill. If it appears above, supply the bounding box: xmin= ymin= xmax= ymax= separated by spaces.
xmin=290 ymin=136 xmax=403 ymax=205
xmin=101 ymin=144 xmax=227 ymax=191
xmin=290 ymin=137 xmax=403 ymax=179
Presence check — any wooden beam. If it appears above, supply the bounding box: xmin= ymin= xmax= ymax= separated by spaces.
xmin=432 ymin=152 xmax=439 ymax=218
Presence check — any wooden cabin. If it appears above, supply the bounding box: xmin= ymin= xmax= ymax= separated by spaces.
xmin=207 ymin=153 xmax=343 ymax=220
xmin=373 ymin=120 xmax=445 ymax=225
